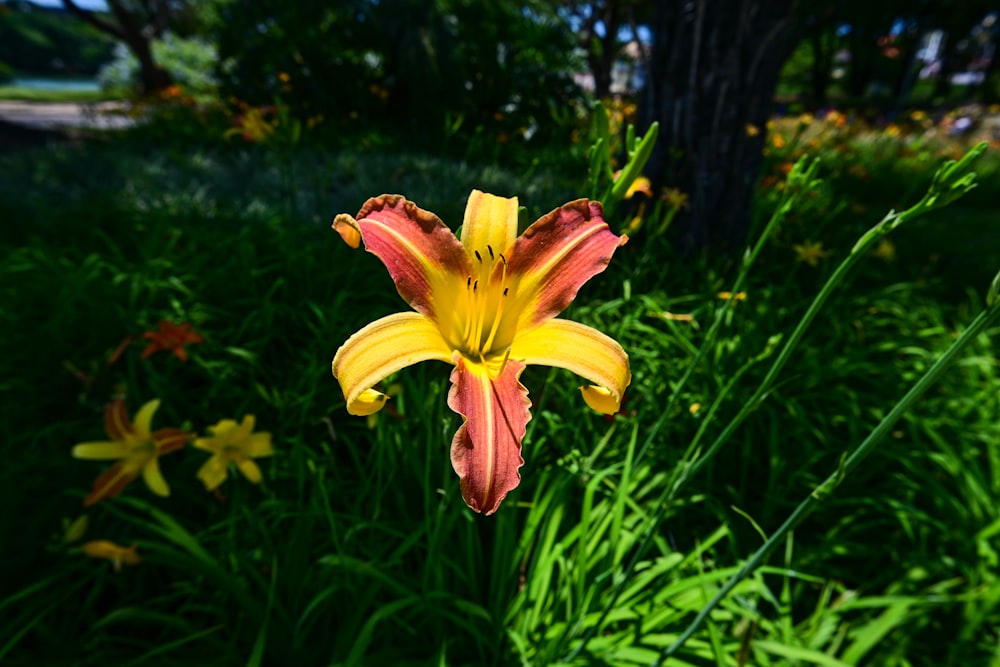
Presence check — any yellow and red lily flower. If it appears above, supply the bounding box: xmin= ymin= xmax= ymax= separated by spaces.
xmin=73 ymin=399 xmax=192 ymax=506
xmin=332 ymin=191 xmax=631 ymax=514
xmin=141 ymin=321 xmax=204 ymax=361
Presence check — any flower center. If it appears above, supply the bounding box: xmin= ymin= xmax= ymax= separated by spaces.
xmin=458 ymin=245 xmax=512 ymax=363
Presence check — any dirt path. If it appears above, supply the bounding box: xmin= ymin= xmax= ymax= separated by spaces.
xmin=0 ymin=100 xmax=136 ymax=131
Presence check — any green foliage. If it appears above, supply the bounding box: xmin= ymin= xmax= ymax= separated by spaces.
xmin=0 ymin=4 xmax=113 ymax=76
xmin=98 ymin=34 xmax=218 ymax=95
xmin=0 ymin=117 xmax=999 ymax=666
xmin=213 ymin=0 xmax=586 ymax=158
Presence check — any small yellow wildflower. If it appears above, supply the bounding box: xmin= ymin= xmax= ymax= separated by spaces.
xmin=82 ymin=540 xmax=141 ymax=572
xmin=885 ymin=123 xmax=901 ymax=137
xmin=745 ymin=123 xmax=760 ymax=137
xmin=662 ymin=187 xmax=689 ymax=210
xmin=193 ymin=415 xmax=274 ymax=491
xmin=689 ymin=403 xmax=702 ymax=415
xmin=793 ymin=241 xmax=833 ymax=267
xmin=873 ymin=238 xmax=896 ymax=262
xmin=716 ymin=291 xmax=747 ymax=302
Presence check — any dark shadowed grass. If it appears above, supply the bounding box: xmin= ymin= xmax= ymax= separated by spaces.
xmin=0 ymin=130 xmax=999 ymax=666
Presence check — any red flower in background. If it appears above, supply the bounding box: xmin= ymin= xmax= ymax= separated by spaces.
xmin=141 ymin=321 xmax=204 ymax=361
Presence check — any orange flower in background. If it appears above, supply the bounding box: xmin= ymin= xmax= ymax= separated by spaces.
xmin=142 ymin=321 xmax=203 ymax=361
xmin=82 ymin=540 xmax=141 ymax=572
xmin=73 ymin=399 xmax=192 ymax=506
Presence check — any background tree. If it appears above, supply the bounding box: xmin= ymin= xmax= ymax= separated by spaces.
xmin=60 ymin=0 xmax=198 ymax=94
xmin=639 ymin=0 xmax=798 ymax=253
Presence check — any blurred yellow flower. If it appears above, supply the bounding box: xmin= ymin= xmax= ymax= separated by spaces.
xmin=745 ymin=123 xmax=761 ymax=137
xmin=623 ymin=175 xmax=653 ymax=199
xmin=716 ymin=291 xmax=747 ymax=302
xmin=225 ymin=107 xmax=277 ymax=143
xmin=689 ymin=403 xmax=702 ymax=415
xmin=793 ymin=240 xmax=833 ymax=266
xmin=193 ymin=415 xmax=274 ymax=491
xmin=662 ymin=187 xmax=689 ymax=210
xmin=772 ymin=133 xmax=786 ymax=148
xmin=873 ymin=238 xmax=896 ymax=262
xmin=885 ymin=123 xmax=901 ymax=137
xmin=82 ymin=540 xmax=141 ymax=572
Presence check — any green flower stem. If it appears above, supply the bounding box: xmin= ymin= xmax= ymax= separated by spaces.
xmin=654 ymin=291 xmax=1000 ymax=664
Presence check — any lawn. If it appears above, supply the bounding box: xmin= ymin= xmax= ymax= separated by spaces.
xmin=0 ymin=105 xmax=999 ymax=666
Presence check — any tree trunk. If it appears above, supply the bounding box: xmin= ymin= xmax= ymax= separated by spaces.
xmin=639 ymin=0 xmax=797 ymax=254
xmin=62 ymin=0 xmax=174 ymax=96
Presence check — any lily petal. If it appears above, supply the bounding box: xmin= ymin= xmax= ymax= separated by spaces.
xmin=132 ymin=399 xmax=161 ymax=440
xmin=103 ymin=399 xmax=133 ymax=442
xmin=333 ymin=312 xmax=453 ymax=416
xmin=235 ymin=415 xmax=256 ymax=443
xmin=73 ymin=441 xmax=129 ymax=460
xmin=507 ymin=200 xmax=626 ymax=331
xmin=84 ymin=462 xmax=139 ymax=507
xmin=460 ymin=190 xmax=519 ymax=256
xmin=245 ymin=433 xmax=274 ymax=458
xmin=197 ymin=455 xmax=229 ymax=491
xmin=447 ymin=355 xmax=528 ymax=514
xmin=153 ymin=428 xmax=192 ymax=455
xmin=142 ymin=457 xmax=170 ymax=497
xmin=338 ymin=195 xmax=471 ymax=319
xmin=510 ymin=318 xmax=630 ymax=414
xmin=236 ymin=458 xmax=264 ymax=484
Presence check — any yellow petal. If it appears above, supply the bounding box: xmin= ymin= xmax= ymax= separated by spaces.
xmin=580 ymin=386 xmax=621 ymax=413
xmin=460 ymin=190 xmax=519 ymax=256
xmin=208 ymin=419 xmax=240 ymax=437
xmin=244 ymin=432 xmax=274 ymax=458
xmin=332 ymin=213 xmax=362 ymax=249
xmin=197 ymin=455 xmax=229 ymax=491
xmin=133 ymin=399 xmax=161 ymax=439
xmin=236 ymin=458 xmax=263 ymax=484
xmin=234 ymin=414 xmax=256 ymax=442
xmin=141 ymin=457 xmax=170 ymax=497
xmin=333 ymin=312 xmax=453 ymax=416
xmin=510 ymin=318 xmax=630 ymax=414
xmin=72 ymin=441 xmax=128 ymax=460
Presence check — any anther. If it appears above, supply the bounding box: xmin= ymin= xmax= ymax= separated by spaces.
xmin=498 ymin=252 xmax=507 ymax=265
xmin=466 ymin=276 xmax=471 ymax=289
xmin=474 ymin=250 xmax=482 ymax=263
xmin=473 ymin=280 xmax=479 ymax=292
xmin=487 ymin=245 xmax=494 ymax=260
xmin=503 ymin=287 xmax=509 ymax=296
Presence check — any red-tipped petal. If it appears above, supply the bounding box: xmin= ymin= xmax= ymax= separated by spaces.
xmin=345 ymin=195 xmax=471 ymax=319
xmin=103 ymin=399 xmax=133 ymax=442
xmin=447 ymin=356 xmax=529 ymax=515
xmin=153 ymin=428 xmax=193 ymax=455
xmin=507 ymin=199 xmax=626 ymax=330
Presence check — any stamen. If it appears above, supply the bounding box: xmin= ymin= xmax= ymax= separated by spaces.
xmin=474 ymin=250 xmax=482 ymax=263
xmin=487 ymin=245 xmax=494 ymax=260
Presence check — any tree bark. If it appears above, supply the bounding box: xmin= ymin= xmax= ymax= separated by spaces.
xmin=639 ymin=0 xmax=797 ymax=254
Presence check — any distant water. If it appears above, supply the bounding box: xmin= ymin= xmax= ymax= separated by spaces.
xmin=9 ymin=77 xmax=101 ymax=92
